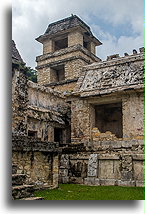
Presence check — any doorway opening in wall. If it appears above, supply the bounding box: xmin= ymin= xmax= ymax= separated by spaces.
xmin=66 ymin=125 xmax=71 ymax=144
xmin=54 ymin=37 xmax=68 ymax=51
xmin=28 ymin=130 xmax=37 ymax=138
xmin=54 ymin=128 xmax=63 ymax=146
xmin=50 ymin=64 xmax=65 ymax=83
xmin=95 ymin=102 xmax=123 ymax=138
xmin=83 ymin=35 xmax=91 ymax=52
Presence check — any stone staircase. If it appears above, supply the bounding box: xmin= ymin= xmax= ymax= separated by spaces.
xmin=12 ymin=164 xmax=44 ymax=200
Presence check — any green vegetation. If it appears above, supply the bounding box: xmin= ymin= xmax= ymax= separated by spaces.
xmin=34 ymin=184 xmax=144 ymax=200
xmin=26 ymin=67 xmax=37 ymax=83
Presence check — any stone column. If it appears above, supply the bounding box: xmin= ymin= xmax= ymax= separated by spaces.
xmin=90 ymin=41 xmax=96 ymax=55
xmin=43 ymin=39 xmax=54 ymax=54
xmin=59 ymin=154 xmax=69 ymax=183
xmin=68 ymin=31 xmax=83 ymax=47
xmin=52 ymin=154 xmax=59 ymax=188
xmin=48 ymin=126 xmax=54 ymax=142
xmin=84 ymin=154 xmax=98 ymax=185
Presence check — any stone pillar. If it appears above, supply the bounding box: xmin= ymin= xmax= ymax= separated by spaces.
xmin=43 ymin=39 xmax=54 ymax=54
xmin=122 ymin=93 xmax=144 ymax=138
xmin=87 ymin=154 xmax=98 ymax=177
xmin=68 ymin=31 xmax=83 ymax=47
xmin=84 ymin=154 xmax=98 ymax=185
xmin=48 ymin=126 xmax=54 ymax=142
xmin=121 ymin=155 xmax=133 ymax=180
xmin=90 ymin=42 xmax=96 ymax=55
xmin=12 ymin=69 xmax=28 ymax=135
xmin=52 ymin=155 xmax=59 ymax=188
xmin=71 ymin=99 xmax=90 ymax=142
xmin=59 ymin=154 xmax=69 ymax=183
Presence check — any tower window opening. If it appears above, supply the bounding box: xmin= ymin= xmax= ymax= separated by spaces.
xmin=83 ymin=36 xmax=91 ymax=51
xmin=54 ymin=37 xmax=68 ymax=51
xmin=50 ymin=64 xmax=65 ymax=83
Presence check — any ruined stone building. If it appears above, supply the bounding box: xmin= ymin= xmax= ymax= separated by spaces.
xmin=12 ymin=15 xmax=144 ymax=199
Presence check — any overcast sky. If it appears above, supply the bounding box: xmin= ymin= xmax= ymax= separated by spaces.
xmin=12 ymin=0 xmax=143 ymax=69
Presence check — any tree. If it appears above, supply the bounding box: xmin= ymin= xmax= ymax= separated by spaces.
xmin=26 ymin=67 xmax=37 ymax=83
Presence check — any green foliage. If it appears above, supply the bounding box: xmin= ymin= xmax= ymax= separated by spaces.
xmin=34 ymin=184 xmax=144 ymax=200
xmin=26 ymin=67 xmax=37 ymax=83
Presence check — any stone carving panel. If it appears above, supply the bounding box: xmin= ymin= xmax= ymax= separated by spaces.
xmin=87 ymin=154 xmax=98 ymax=177
xmin=80 ymin=62 xmax=143 ymax=92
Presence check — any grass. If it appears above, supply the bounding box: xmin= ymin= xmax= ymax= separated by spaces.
xmin=34 ymin=184 xmax=144 ymax=200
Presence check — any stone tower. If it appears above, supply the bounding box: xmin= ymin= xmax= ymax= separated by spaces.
xmin=36 ymin=15 xmax=102 ymax=92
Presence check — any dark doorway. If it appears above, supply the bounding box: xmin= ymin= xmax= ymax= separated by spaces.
xmin=66 ymin=126 xmax=71 ymax=144
xmin=28 ymin=130 xmax=37 ymax=138
xmin=54 ymin=128 xmax=63 ymax=145
xmin=95 ymin=103 xmax=123 ymax=138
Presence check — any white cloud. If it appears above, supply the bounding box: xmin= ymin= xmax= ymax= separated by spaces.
xmin=12 ymin=0 xmax=143 ymax=68
xmin=91 ymin=24 xmax=143 ymax=60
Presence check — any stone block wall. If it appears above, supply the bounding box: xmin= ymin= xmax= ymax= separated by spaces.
xmin=12 ymin=135 xmax=59 ymax=188
xmin=37 ymin=67 xmax=50 ymax=85
xmin=65 ymin=58 xmax=87 ymax=79
xmin=71 ymin=99 xmax=90 ymax=141
xmin=12 ymin=151 xmax=54 ymax=188
xmin=36 ymin=45 xmax=101 ymax=86
xmin=28 ymin=81 xmax=66 ymax=109
xmin=59 ymin=139 xmax=144 ymax=187
xmin=12 ymin=68 xmax=28 ymax=135
xmin=71 ymin=92 xmax=143 ymax=142
xmin=50 ymin=81 xmax=77 ymax=93
xmin=122 ymin=93 xmax=144 ymax=138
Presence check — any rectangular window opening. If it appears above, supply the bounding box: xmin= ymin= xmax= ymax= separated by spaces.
xmin=83 ymin=36 xmax=91 ymax=51
xmin=50 ymin=64 xmax=65 ymax=83
xmin=54 ymin=37 xmax=68 ymax=51
xmin=28 ymin=130 xmax=37 ymax=138
xmin=95 ymin=102 xmax=123 ymax=138
xmin=54 ymin=128 xmax=63 ymax=146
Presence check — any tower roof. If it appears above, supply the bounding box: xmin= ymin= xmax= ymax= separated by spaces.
xmin=36 ymin=15 xmax=102 ymax=46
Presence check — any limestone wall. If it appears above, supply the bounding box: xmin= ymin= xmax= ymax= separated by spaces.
xmin=27 ymin=82 xmax=71 ymax=141
xmin=70 ymin=50 xmax=144 ymax=143
xmin=71 ymin=99 xmax=90 ymax=140
xmin=122 ymin=93 xmax=144 ymax=138
xmin=59 ymin=139 xmax=144 ymax=187
xmin=36 ymin=45 xmax=101 ymax=85
xmin=28 ymin=81 xmax=66 ymax=109
xmin=71 ymin=92 xmax=143 ymax=142
xmin=12 ymin=135 xmax=59 ymax=188
xmin=50 ymin=81 xmax=77 ymax=93
xmin=65 ymin=58 xmax=87 ymax=79
xmin=12 ymin=68 xmax=28 ymax=135
xmin=68 ymin=31 xmax=83 ymax=47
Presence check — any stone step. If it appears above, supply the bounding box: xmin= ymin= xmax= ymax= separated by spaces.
xmin=12 ymin=174 xmax=26 ymax=186
xmin=12 ymin=164 xmax=17 ymax=174
xmin=20 ymin=197 xmax=44 ymax=200
xmin=12 ymin=185 xmax=34 ymax=200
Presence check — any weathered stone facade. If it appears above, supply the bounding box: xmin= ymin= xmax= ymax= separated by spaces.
xmin=12 ymin=40 xmax=70 ymax=193
xmin=70 ymin=52 xmax=144 ymax=141
xmin=12 ymin=15 xmax=144 ymax=198
xmin=36 ymin=15 xmax=101 ymax=87
xmin=12 ymin=135 xmax=59 ymax=188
